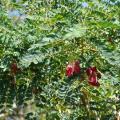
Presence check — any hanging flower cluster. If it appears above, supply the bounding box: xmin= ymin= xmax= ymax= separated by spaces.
xmin=66 ymin=61 xmax=101 ymax=87
xmin=66 ymin=61 xmax=80 ymax=78
xmin=10 ymin=61 xmax=20 ymax=75
xmin=11 ymin=62 xmax=18 ymax=74
xmin=86 ymin=67 xmax=101 ymax=87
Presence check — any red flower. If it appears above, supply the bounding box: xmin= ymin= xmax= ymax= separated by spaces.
xmin=86 ymin=67 xmax=93 ymax=76
xmin=66 ymin=64 xmax=74 ymax=77
xmin=88 ymin=74 xmax=100 ymax=87
xmin=73 ymin=61 xmax=80 ymax=75
xmin=66 ymin=61 xmax=80 ymax=78
xmin=86 ymin=67 xmax=97 ymax=76
xmin=86 ymin=66 xmax=101 ymax=87
xmin=91 ymin=67 xmax=97 ymax=72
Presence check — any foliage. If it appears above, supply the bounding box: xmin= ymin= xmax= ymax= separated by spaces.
xmin=0 ymin=0 xmax=120 ymax=119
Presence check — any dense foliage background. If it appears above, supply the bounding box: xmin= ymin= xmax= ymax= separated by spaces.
xmin=0 ymin=0 xmax=120 ymax=119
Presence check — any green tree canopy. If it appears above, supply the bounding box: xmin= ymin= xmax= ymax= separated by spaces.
xmin=0 ymin=0 xmax=120 ymax=119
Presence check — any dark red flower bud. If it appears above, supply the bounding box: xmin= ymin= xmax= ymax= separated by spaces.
xmin=86 ymin=66 xmax=101 ymax=87
xmin=86 ymin=67 xmax=99 ymax=76
xmin=86 ymin=67 xmax=93 ymax=76
xmin=88 ymin=74 xmax=100 ymax=87
xmin=66 ymin=64 xmax=74 ymax=77
xmin=66 ymin=60 xmax=80 ymax=78
xmin=91 ymin=67 xmax=97 ymax=72
xmin=89 ymin=80 xmax=100 ymax=87
xmin=74 ymin=60 xmax=80 ymax=65
xmin=73 ymin=61 xmax=80 ymax=75
xmin=11 ymin=62 xmax=18 ymax=74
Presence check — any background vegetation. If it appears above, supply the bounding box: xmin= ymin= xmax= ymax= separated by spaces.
xmin=0 ymin=0 xmax=120 ymax=119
